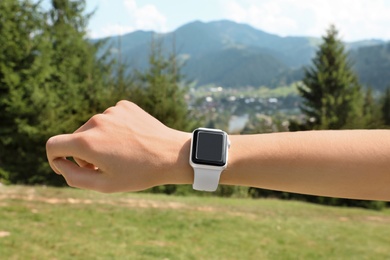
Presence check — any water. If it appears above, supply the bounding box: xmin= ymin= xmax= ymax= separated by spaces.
xmin=228 ymin=114 xmax=249 ymax=133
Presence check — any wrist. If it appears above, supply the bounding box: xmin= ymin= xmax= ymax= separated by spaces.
xmin=160 ymin=130 xmax=193 ymax=185
xmin=159 ymin=131 xmax=243 ymax=188
xmin=219 ymin=134 xmax=245 ymax=186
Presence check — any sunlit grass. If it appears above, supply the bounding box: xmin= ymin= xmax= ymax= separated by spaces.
xmin=1 ymin=185 xmax=390 ymax=259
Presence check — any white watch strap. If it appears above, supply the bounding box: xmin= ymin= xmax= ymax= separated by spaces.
xmin=193 ymin=168 xmax=223 ymax=192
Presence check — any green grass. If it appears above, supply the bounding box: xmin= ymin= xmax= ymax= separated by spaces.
xmin=1 ymin=186 xmax=390 ymax=259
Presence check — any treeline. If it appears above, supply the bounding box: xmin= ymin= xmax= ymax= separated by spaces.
xmin=0 ymin=0 xmax=195 ymax=185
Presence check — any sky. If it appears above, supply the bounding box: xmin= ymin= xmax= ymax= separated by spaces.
xmin=85 ymin=0 xmax=390 ymax=41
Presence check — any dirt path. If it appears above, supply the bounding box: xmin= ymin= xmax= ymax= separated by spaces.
xmin=0 ymin=186 xmax=260 ymax=220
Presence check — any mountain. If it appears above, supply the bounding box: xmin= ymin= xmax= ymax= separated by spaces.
xmin=171 ymin=20 xmax=320 ymax=68
xmin=350 ymin=43 xmax=390 ymax=91
xmin=183 ymin=46 xmax=288 ymax=87
xmin=95 ymin=20 xmax=389 ymax=90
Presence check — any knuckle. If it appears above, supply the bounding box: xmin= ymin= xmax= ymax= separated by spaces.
xmin=116 ymin=100 xmax=129 ymax=107
xmin=116 ymin=100 xmax=137 ymax=109
xmin=87 ymin=114 xmax=105 ymax=127
xmin=46 ymin=136 xmax=55 ymax=151
xmin=73 ymin=134 xmax=94 ymax=152
xmin=103 ymin=106 xmax=115 ymax=115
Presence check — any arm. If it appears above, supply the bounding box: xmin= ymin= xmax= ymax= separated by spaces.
xmin=224 ymin=131 xmax=390 ymax=201
xmin=46 ymin=101 xmax=390 ymax=201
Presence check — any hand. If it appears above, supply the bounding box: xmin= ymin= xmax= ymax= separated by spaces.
xmin=46 ymin=101 xmax=191 ymax=193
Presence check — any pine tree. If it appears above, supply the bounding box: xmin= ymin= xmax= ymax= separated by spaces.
xmin=133 ymin=39 xmax=197 ymax=132
xmin=0 ymin=0 xmax=113 ymax=184
xmin=104 ymin=35 xmax=136 ymax=104
xmin=287 ymin=25 xmax=387 ymax=209
xmin=37 ymin=0 xmax=113 ymax=184
xmin=296 ymin=25 xmax=364 ymax=130
xmin=47 ymin=0 xmax=109 ymax=130
xmin=362 ymin=87 xmax=383 ymax=128
xmin=381 ymin=87 xmax=390 ymax=126
xmin=0 ymin=0 xmax=54 ymax=183
xmin=130 ymin=39 xmax=198 ymax=194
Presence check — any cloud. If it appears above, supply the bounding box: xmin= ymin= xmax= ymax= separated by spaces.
xmin=123 ymin=0 xmax=167 ymax=32
xmin=89 ymin=24 xmax=135 ymax=39
xmin=90 ymin=0 xmax=167 ymax=38
xmin=224 ymin=0 xmax=299 ymax=33
xmin=222 ymin=0 xmax=390 ymax=41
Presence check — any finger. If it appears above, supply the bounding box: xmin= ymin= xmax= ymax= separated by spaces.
xmin=53 ymin=158 xmax=104 ymax=191
xmin=46 ymin=134 xmax=79 ymax=158
xmin=74 ymin=157 xmax=99 ymax=170
xmin=46 ymin=134 xmax=85 ymax=174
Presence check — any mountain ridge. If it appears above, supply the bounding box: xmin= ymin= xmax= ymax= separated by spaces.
xmin=95 ymin=20 xmax=390 ymax=90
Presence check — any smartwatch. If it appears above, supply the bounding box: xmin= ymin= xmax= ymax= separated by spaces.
xmin=189 ymin=128 xmax=230 ymax=191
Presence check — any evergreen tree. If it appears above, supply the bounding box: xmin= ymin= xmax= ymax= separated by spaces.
xmin=47 ymin=0 xmax=109 ymax=130
xmin=286 ymin=25 xmax=387 ymax=209
xmin=0 ymin=0 xmax=53 ymax=183
xmin=104 ymin=36 xmax=135 ymax=104
xmin=295 ymin=25 xmax=364 ymax=130
xmin=0 ymin=0 xmax=113 ymax=184
xmin=362 ymin=87 xmax=383 ymax=129
xmin=133 ymin=39 xmax=197 ymax=132
xmin=38 ymin=0 xmax=113 ymax=184
xmin=381 ymin=87 xmax=390 ymax=126
xmin=131 ymin=39 xmax=198 ymax=194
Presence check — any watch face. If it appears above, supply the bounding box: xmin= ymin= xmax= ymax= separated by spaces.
xmin=191 ymin=129 xmax=227 ymax=166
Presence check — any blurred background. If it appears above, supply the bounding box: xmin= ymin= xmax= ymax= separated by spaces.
xmin=1 ymin=1 xmax=390 ymax=258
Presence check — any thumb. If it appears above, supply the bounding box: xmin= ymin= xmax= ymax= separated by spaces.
xmin=53 ymin=158 xmax=104 ymax=191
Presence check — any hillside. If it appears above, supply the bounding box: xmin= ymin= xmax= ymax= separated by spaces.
xmin=350 ymin=43 xmax=390 ymax=91
xmin=183 ymin=47 xmax=288 ymax=87
xmin=95 ymin=20 xmax=389 ymax=90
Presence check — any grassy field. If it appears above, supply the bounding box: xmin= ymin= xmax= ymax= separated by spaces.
xmin=1 ymin=186 xmax=390 ymax=260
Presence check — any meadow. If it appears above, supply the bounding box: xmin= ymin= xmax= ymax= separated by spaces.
xmin=1 ymin=185 xmax=390 ymax=260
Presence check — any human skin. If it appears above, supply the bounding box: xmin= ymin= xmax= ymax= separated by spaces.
xmin=46 ymin=100 xmax=390 ymax=201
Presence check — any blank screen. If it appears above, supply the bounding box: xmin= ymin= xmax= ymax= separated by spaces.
xmin=196 ymin=132 xmax=223 ymax=162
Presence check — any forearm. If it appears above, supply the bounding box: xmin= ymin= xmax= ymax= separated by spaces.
xmin=46 ymin=101 xmax=390 ymax=199
xmin=170 ymin=130 xmax=390 ymax=201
